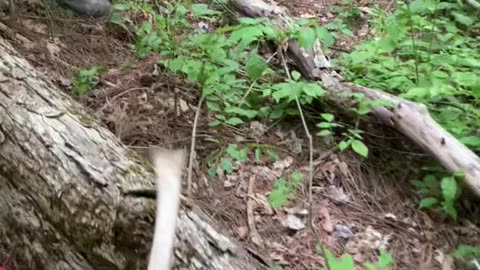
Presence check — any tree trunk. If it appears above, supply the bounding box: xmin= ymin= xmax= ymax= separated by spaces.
xmin=0 ymin=36 xmax=261 ymax=270
xmin=230 ymin=0 xmax=480 ymax=197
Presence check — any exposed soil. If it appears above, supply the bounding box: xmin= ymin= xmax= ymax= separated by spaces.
xmin=1 ymin=0 xmax=480 ymax=270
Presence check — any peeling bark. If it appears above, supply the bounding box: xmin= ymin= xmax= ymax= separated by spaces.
xmin=230 ymin=0 xmax=480 ymax=197
xmin=0 ymin=35 xmax=261 ymax=270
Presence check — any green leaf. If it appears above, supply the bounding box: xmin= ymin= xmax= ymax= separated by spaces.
xmin=316 ymin=26 xmax=335 ymax=48
xmin=409 ymin=0 xmax=431 ymax=13
xmin=317 ymin=130 xmax=332 ymax=137
xmin=321 ymin=113 xmax=334 ymax=122
xmin=453 ymin=245 xmax=480 ymax=258
xmin=364 ymin=262 xmax=377 ymax=270
xmin=108 ymin=13 xmax=124 ymax=26
xmin=290 ymin=171 xmax=304 ymax=186
xmin=442 ymin=201 xmax=457 ymax=220
xmin=245 ymin=52 xmax=267 ymax=80
xmin=297 ymin=27 xmax=316 ymax=49
xmin=451 ymin=11 xmax=474 ymax=26
xmin=191 ymin=3 xmax=220 ymax=17
xmin=221 ymin=157 xmax=234 ymax=173
xmin=302 ymin=83 xmax=325 ymax=97
xmin=268 ymin=178 xmax=289 ymax=208
xmin=226 ymin=117 xmax=244 ymax=126
xmin=402 ymin=87 xmax=429 ymax=99
xmin=291 ymin=71 xmax=301 ymax=81
xmin=208 ymin=164 xmax=218 ymax=176
xmin=351 ymin=139 xmax=368 ymax=158
xmin=112 ymin=3 xmax=130 ymax=10
xmin=209 ymin=120 xmax=222 ymax=127
xmin=452 ymin=72 xmax=478 ymax=87
xmin=460 ymin=136 xmax=480 ymax=147
xmin=317 ymin=122 xmax=332 ymax=128
xmin=206 ymin=100 xmax=221 ymax=111
xmin=441 ymin=176 xmax=457 ymax=201
xmin=338 ymin=140 xmax=350 ymax=151
xmin=378 ymin=249 xmax=394 ymax=268
xmin=419 ymin=197 xmax=438 ymax=208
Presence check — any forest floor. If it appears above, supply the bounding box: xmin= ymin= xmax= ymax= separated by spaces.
xmin=1 ymin=0 xmax=480 ymax=269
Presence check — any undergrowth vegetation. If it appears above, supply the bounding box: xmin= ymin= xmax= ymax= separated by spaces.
xmin=92 ymin=0 xmax=480 ymax=267
xmin=338 ymin=0 xmax=479 ymax=220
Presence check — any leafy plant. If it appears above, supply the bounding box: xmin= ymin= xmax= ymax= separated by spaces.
xmin=339 ymin=0 xmax=480 ymax=154
xmin=268 ymin=171 xmax=304 ymax=208
xmin=331 ymin=0 xmax=362 ymax=25
xmin=71 ymin=66 xmax=105 ymax=96
xmin=206 ymin=143 xmax=280 ymax=176
xmin=452 ymin=245 xmax=480 ymax=269
xmin=316 ymin=245 xmax=393 ymax=270
xmin=453 ymin=245 xmax=480 ymax=259
xmin=337 ymin=129 xmax=369 ymax=158
xmin=364 ymin=249 xmax=394 ymax=270
xmin=316 ymin=113 xmax=342 ymax=138
xmin=411 ymin=170 xmax=464 ymax=220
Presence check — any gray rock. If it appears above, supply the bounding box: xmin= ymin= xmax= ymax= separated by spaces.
xmin=57 ymin=0 xmax=111 ymax=18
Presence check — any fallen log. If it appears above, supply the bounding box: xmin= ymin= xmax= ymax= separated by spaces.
xmin=229 ymin=0 xmax=480 ymax=197
xmin=0 ymin=34 xmax=261 ymax=269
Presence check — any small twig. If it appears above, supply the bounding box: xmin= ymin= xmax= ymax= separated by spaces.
xmin=279 ymin=47 xmax=330 ymax=270
xmin=279 ymin=47 xmax=314 ymax=226
xmin=246 ymin=175 xmax=263 ymax=247
xmin=186 ymin=94 xmax=205 ymax=199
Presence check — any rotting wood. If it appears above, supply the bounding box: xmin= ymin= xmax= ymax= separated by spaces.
xmin=0 ymin=34 xmax=261 ymax=270
xmin=229 ymin=0 xmax=480 ymax=196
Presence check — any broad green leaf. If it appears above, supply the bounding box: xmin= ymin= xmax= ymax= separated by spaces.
xmin=316 ymin=26 xmax=335 ymax=48
xmin=209 ymin=120 xmax=222 ymax=127
xmin=206 ymin=100 xmax=221 ymax=111
xmin=291 ymin=71 xmax=302 ymax=81
xmin=317 ymin=122 xmax=332 ymax=128
xmin=268 ymin=178 xmax=289 ymax=208
xmin=191 ymin=3 xmax=220 ymax=17
xmin=461 ymin=136 xmax=480 ymax=147
xmin=208 ymin=164 xmax=218 ymax=176
xmin=321 ymin=113 xmax=334 ymax=122
xmin=419 ymin=197 xmax=439 ymax=208
xmin=443 ymin=201 xmax=457 ymax=220
xmin=453 ymin=245 xmax=480 ymax=258
xmin=302 ymin=83 xmax=325 ymax=97
xmin=238 ymin=17 xmax=266 ymax=25
xmin=441 ymin=176 xmax=457 ymax=201
xmin=338 ymin=140 xmax=350 ymax=151
xmin=378 ymin=249 xmax=394 ymax=268
xmin=108 ymin=13 xmax=124 ymax=26
xmin=452 ymin=72 xmax=478 ymax=86
xmin=317 ymin=130 xmax=332 ymax=137
xmin=112 ymin=3 xmax=130 ymax=10
xmin=246 ymin=52 xmax=267 ymax=80
xmin=226 ymin=117 xmax=244 ymax=126
xmin=451 ymin=11 xmax=474 ymax=26
xmin=402 ymin=87 xmax=429 ymax=99
xmin=351 ymin=139 xmax=368 ymax=158
xmin=221 ymin=157 xmax=234 ymax=173
xmin=290 ymin=171 xmax=304 ymax=186
xmin=225 ymin=107 xmax=258 ymax=118
xmin=297 ymin=27 xmax=316 ymax=49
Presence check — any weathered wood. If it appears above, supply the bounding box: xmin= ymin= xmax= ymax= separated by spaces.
xmin=230 ymin=0 xmax=480 ymax=196
xmin=0 ymin=34 xmax=261 ymax=270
